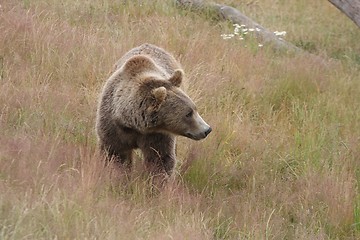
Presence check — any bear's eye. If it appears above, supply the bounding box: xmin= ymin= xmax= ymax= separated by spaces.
xmin=186 ymin=110 xmax=193 ymax=118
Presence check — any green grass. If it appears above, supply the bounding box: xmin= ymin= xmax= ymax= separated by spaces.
xmin=1 ymin=0 xmax=360 ymax=239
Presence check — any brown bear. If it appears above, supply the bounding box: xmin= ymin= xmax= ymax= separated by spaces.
xmin=95 ymin=43 xmax=211 ymax=179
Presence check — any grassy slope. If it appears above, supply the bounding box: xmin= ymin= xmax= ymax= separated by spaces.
xmin=1 ymin=0 xmax=360 ymax=239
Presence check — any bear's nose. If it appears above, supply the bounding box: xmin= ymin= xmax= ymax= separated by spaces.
xmin=204 ymin=127 xmax=212 ymax=137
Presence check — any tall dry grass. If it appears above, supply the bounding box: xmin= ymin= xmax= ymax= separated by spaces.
xmin=1 ymin=0 xmax=360 ymax=239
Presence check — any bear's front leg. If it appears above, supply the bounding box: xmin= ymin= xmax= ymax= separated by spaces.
xmin=117 ymin=150 xmax=133 ymax=171
xmin=139 ymin=133 xmax=176 ymax=182
xmin=101 ymin=143 xmax=133 ymax=171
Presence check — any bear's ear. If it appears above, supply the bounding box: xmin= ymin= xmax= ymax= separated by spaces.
xmin=169 ymin=69 xmax=183 ymax=87
xmin=123 ymin=55 xmax=156 ymax=75
xmin=152 ymin=86 xmax=167 ymax=104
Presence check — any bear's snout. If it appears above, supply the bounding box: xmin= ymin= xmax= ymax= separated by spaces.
xmin=185 ymin=113 xmax=212 ymax=141
xmin=205 ymin=127 xmax=212 ymax=137
xmin=188 ymin=125 xmax=211 ymax=140
xmin=199 ymin=126 xmax=212 ymax=139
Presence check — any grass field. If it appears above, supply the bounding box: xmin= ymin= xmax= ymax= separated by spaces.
xmin=1 ymin=0 xmax=360 ymax=239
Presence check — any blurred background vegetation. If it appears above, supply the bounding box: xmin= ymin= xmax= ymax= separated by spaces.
xmin=0 ymin=0 xmax=359 ymax=239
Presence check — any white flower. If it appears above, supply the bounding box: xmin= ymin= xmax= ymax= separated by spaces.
xmin=221 ymin=34 xmax=234 ymax=40
xmin=255 ymin=27 xmax=261 ymax=32
xmin=220 ymin=34 xmax=228 ymax=39
xmin=274 ymin=31 xmax=287 ymax=36
xmin=258 ymin=44 xmax=263 ymax=47
xmin=248 ymin=28 xmax=255 ymax=32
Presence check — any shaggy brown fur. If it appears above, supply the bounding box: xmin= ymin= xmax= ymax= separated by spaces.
xmin=95 ymin=43 xmax=211 ymax=180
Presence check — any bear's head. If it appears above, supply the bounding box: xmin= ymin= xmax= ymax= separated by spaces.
xmin=123 ymin=55 xmax=212 ymax=140
xmin=150 ymin=72 xmax=212 ymax=140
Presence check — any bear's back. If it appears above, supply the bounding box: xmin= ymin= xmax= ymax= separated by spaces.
xmin=114 ymin=43 xmax=181 ymax=77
